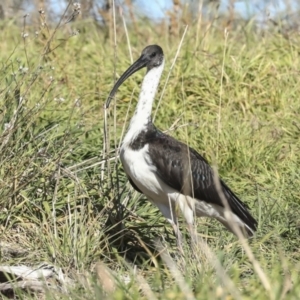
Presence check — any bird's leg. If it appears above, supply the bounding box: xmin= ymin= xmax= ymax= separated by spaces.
xmin=173 ymin=200 xmax=185 ymax=254
xmin=154 ymin=200 xmax=184 ymax=254
xmin=172 ymin=221 xmax=184 ymax=255
xmin=187 ymin=223 xmax=198 ymax=250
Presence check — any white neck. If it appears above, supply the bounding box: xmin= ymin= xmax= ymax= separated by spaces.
xmin=123 ymin=60 xmax=165 ymax=145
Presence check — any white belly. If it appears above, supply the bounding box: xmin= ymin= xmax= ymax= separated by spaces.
xmin=120 ymin=144 xmax=164 ymax=199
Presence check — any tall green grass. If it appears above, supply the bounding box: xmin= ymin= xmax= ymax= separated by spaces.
xmin=0 ymin=9 xmax=299 ymax=299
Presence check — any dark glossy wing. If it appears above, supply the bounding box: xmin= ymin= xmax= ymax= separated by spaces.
xmin=148 ymin=129 xmax=257 ymax=233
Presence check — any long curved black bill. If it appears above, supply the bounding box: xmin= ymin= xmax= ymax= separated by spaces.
xmin=105 ymin=56 xmax=147 ymax=109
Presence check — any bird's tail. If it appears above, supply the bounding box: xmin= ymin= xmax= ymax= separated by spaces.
xmin=221 ymin=181 xmax=257 ymax=236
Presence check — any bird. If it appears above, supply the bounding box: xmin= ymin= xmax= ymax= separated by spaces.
xmin=105 ymin=45 xmax=257 ymax=251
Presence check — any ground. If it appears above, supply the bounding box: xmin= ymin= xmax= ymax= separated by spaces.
xmin=0 ymin=6 xmax=300 ymax=299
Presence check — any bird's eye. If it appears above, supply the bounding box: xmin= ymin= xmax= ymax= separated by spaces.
xmin=150 ymin=52 xmax=156 ymax=58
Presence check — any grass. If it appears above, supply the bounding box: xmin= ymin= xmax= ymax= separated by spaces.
xmin=0 ymin=7 xmax=300 ymax=300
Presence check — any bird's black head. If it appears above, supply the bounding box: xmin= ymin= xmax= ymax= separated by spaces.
xmin=140 ymin=45 xmax=164 ymax=71
xmin=105 ymin=45 xmax=164 ymax=108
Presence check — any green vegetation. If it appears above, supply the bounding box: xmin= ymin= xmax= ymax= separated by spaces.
xmin=0 ymin=8 xmax=299 ymax=300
